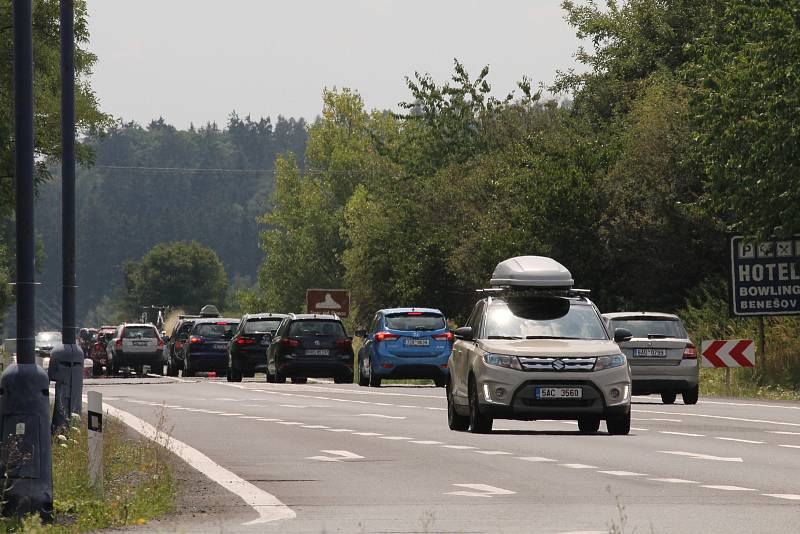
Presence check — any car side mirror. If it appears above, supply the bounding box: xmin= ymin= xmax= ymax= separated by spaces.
xmin=614 ymin=328 xmax=633 ymax=343
xmin=354 ymin=329 xmax=366 ymax=338
xmin=454 ymin=326 xmax=473 ymax=341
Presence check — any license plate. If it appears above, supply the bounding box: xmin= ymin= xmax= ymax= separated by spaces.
xmin=305 ymin=349 xmax=329 ymax=356
xmin=633 ymin=348 xmax=667 ymax=357
xmin=131 ymin=341 xmax=148 ymax=347
xmin=260 ymin=337 xmax=270 ymax=346
xmin=214 ymin=343 xmax=227 ymax=349
xmin=535 ymin=387 xmax=582 ymax=399
xmin=404 ymin=339 xmax=430 ymax=346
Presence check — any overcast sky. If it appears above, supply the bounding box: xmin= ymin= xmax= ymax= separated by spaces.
xmin=85 ymin=0 xmax=585 ymax=129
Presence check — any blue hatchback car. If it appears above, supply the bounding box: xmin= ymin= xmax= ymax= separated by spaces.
xmin=356 ymin=308 xmax=453 ymax=388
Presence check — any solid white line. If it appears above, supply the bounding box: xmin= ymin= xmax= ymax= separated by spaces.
xmin=638 ymin=409 xmax=800 ymax=428
xmin=700 ymin=400 xmax=800 ymax=411
xmin=630 ymin=427 xmax=650 ymax=431
xmin=257 ymin=418 xmax=282 ymax=422
xmin=763 ymin=494 xmax=800 ymax=500
xmin=442 ymin=445 xmax=476 ymax=450
xmin=276 ymin=421 xmax=304 ymax=426
xmin=659 ymin=431 xmax=705 ymax=437
xmin=778 ymin=444 xmax=800 ymax=449
xmin=658 ymin=450 xmax=742 ymax=462
xmin=560 ymin=464 xmax=596 ymax=469
xmin=767 ymin=431 xmax=800 ymax=435
xmin=517 ymin=457 xmax=557 ymax=462
xmin=701 ymin=485 xmax=756 ymax=491
xmin=357 ymin=413 xmax=406 ymax=419
xmin=102 ymin=403 xmax=295 ymax=524
xmin=410 ymin=440 xmax=443 ymax=445
xmin=599 ymin=471 xmax=646 ymax=477
xmin=632 ymin=418 xmax=682 ymax=422
xmin=648 ymin=478 xmax=699 ymax=484
xmin=353 ymin=432 xmax=382 ymax=436
xmin=474 ymin=450 xmax=511 ymax=455
xmin=301 ymin=424 xmax=328 ymax=429
xmin=380 ymin=436 xmax=412 ymax=440
xmin=713 ymin=437 xmax=763 ymax=444
xmin=325 ymin=428 xmax=353 ymax=432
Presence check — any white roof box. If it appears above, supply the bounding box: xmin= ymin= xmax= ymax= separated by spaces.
xmin=490 ymin=256 xmax=574 ymax=288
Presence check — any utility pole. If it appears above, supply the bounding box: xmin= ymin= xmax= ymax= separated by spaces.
xmin=50 ymin=0 xmax=84 ymax=434
xmin=0 ymin=0 xmax=54 ymax=520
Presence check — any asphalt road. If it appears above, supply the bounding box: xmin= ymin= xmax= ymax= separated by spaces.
xmin=87 ymin=377 xmax=800 ymax=533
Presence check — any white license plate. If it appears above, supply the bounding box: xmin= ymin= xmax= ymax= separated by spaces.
xmin=633 ymin=348 xmax=667 ymax=357
xmin=214 ymin=343 xmax=227 ymax=349
xmin=404 ymin=339 xmax=430 ymax=346
xmin=131 ymin=341 xmax=148 ymax=347
xmin=535 ymin=387 xmax=582 ymax=399
xmin=260 ymin=337 xmax=270 ymax=346
xmin=305 ymin=349 xmax=329 ymax=356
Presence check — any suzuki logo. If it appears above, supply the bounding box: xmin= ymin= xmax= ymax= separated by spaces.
xmin=552 ymin=359 xmax=566 ymax=371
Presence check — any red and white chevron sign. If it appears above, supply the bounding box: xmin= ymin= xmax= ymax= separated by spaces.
xmin=701 ymin=339 xmax=756 ymax=368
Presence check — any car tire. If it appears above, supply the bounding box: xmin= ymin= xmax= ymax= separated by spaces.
xmin=433 ymin=376 xmax=446 ymax=388
xmin=447 ymin=380 xmax=469 ymax=431
xmin=334 ymin=375 xmax=353 ymax=384
xmin=266 ymin=370 xmax=275 ymax=383
xmin=606 ymin=412 xmax=631 ymax=435
xmin=368 ymin=370 xmax=381 ymax=388
xmin=661 ymin=392 xmax=677 ymax=404
xmin=358 ymin=360 xmax=369 ymax=387
xmin=682 ymin=385 xmax=699 ymax=405
xmin=275 ymin=372 xmax=287 ymax=384
xmin=183 ymin=358 xmax=195 ymax=378
xmin=578 ymin=416 xmax=601 ymax=433
xmin=291 ymin=377 xmax=307 ymax=384
xmin=227 ymin=363 xmax=243 ymax=382
xmin=92 ymin=362 xmax=103 ymax=377
xmin=468 ymin=379 xmax=493 ymax=434
xmin=150 ymin=363 xmax=163 ymax=376
xmin=166 ymin=357 xmax=178 ymax=377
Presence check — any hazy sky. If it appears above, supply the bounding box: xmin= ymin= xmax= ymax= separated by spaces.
xmin=85 ymin=0 xmax=585 ymax=128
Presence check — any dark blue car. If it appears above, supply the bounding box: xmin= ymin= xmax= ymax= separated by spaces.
xmin=356 ymin=308 xmax=452 ymax=388
xmin=182 ymin=317 xmax=240 ymax=377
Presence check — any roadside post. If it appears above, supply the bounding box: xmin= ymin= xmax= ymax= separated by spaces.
xmin=87 ymin=391 xmax=103 ymax=492
xmin=0 ymin=0 xmax=53 ymax=519
xmin=701 ymin=339 xmax=756 ymax=396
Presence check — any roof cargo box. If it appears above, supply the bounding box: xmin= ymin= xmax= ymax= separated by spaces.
xmin=490 ymin=256 xmax=574 ymax=288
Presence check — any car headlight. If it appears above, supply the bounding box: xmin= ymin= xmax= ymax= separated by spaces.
xmin=595 ymin=353 xmax=626 ymax=371
xmin=482 ymin=352 xmax=522 ymax=370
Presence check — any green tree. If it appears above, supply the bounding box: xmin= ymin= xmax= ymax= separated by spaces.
xmin=122 ymin=241 xmax=228 ymax=315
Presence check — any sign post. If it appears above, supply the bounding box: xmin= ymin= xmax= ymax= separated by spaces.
xmin=87 ymin=391 xmax=103 ymax=492
xmin=306 ymin=289 xmax=351 ymax=317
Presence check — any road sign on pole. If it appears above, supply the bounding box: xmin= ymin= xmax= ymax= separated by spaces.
xmin=730 ymin=235 xmax=800 ymax=316
xmin=306 ymin=289 xmax=350 ymax=317
xmin=701 ymin=339 xmax=756 ymax=368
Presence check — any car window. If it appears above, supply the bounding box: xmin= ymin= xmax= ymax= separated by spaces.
xmin=385 ymin=312 xmax=445 ymax=331
xmin=289 ymin=320 xmax=346 ymax=337
xmin=610 ymin=318 xmax=687 ymax=339
xmin=36 ymin=332 xmax=61 ymax=343
xmin=177 ymin=322 xmax=194 ymax=337
xmin=369 ymin=314 xmax=380 ymax=333
xmin=485 ymin=299 xmax=607 ymax=340
xmin=466 ymin=301 xmax=485 ymax=333
xmin=123 ymin=327 xmax=157 ymax=339
xmin=195 ymin=322 xmax=238 ymax=339
xmin=244 ymin=318 xmax=283 ymax=334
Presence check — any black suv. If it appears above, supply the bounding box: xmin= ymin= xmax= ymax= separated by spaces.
xmin=165 ymin=315 xmax=200 ymax=377
xmin=266 ymin=314 xmax=354 ymax=384
xmin=227 ymin=313 xmax=287 ymax=382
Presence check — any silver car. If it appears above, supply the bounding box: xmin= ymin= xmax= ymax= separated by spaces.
xmin=602 ymin=312 xmax=698 ymax=405
xmin=447 ymin=256 xmax=633 ymax=435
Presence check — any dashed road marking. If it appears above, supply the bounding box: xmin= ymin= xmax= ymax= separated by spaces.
xmin=442 ymin=445 xmax=476 ymax=450
xmin=353 ymin=432 xmax=383 ymax=436
xmin=648 ymin=478 xmax=699 ymax=484
xmin=713 ymin=437 xmax=763 ymax=444
xmin=632 ymin=418 xmax=682 ymax=422
xmin=325 ymin=428 xmax=353 ymax=432
xmin=411 ymin=440 xmax=443 ymax=445
xmin=638 ymin=408 xmax=800 ymax=428
xmin=658 ymin=450 xmax=742 ymax=462
xmin=307 ymin=450 xmax=364 ymax=462
xmin=599 ymin=471 xmax=646 ymax=477
xmin=778 ymin=444 xmax=800 ymax=449
xmin=445 ymin=484 xmax=516 ymax=498
xmin=517 ymin=457 xmax=557 ymax=462
xmin=474 ymin=450 xmax=511 ymax=455
xmin=560 ymin=464 xmax=596 ymax=469
xmin=357 ymin=413 xmax=406 ymax=419
xmin=767 ymin=431 xmax=800 ymax=436
xmin=380 ymin=436 xmax=412 ymax=440
xmin=276 ymin=421 xmax=304 ymax=426
xmin=659 ymin=431 xmax=705 ymax=437
xmin=701 ymin=485 xmax=756 ymax=491
xmin=764 ymin=494 xmax=800 ymax=501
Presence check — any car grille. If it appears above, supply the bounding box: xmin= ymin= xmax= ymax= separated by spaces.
xmin=518 ymin=356 xmax=596 ymax=372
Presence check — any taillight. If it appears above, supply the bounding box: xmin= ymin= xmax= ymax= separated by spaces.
xmin=175 ymin=341 xmax=183 ymax=350
xmin=432 ymin=331 xmax=454 ymax=342
xmin=407 ymin=312 xmax=423 ymax=316
xmin=336 ymin=338 xmax=352 ymax=347
xmin=190 ymin=336 xmax=201 ymax=344
xmin=280 ymin=337 xmax=300 ymax=347
xmin=236 ymin=337 xmax=255 ymax=345
xmin=374 ymin=332 xmax=401 ymax=342
xmin=114 ymin=338 xmax=122 ymax=348
xmin=683 ymin=343 xmax=697 ymax=359
xmin=157 ymin=338 xmax=165 ymax=347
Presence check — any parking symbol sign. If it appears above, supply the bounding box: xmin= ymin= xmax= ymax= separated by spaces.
xmin=738 ymin=242 xmax=755 ymax=259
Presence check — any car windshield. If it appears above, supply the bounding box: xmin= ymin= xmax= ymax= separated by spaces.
xmin=289 ymin=320 xmax=346 ymax=337
xmin=485 ymin=299 xmax=607 ymax=340
xmin=36 ymin=332 xmax=61 ymax=344
xmin=385 ymin=312 xmax=446 ymax=331
xmin=196 ymin=322 xmax=238 ymax=339
xmin=123 ymin=327 xmax=157 ymax=339
xmin=610 ymin=318 xmax=686 ymax=339
xmin=244 ymin=319 xmax=283 ymax=334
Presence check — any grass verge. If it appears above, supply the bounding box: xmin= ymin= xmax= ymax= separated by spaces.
xmin=1 ymin=410 xmax=175 ymax=533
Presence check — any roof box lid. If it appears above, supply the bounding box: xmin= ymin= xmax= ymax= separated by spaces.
xmin=490 ymin=256 xmax=574 ymax=288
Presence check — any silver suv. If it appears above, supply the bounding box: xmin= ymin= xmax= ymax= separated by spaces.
xmin=447 ymin=257 xmax=633 ymax=435
xmin=602 ymin=312 xmax=698 ymax=405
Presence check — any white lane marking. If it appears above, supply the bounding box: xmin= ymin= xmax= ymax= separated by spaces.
xmin=779 ymin=444 xmax=800 ymax=449
xmin=101 ymin=402 xmax=295 ymax=524
xmin=701 ymin=485 xmax=756 ymax=491
xmin=638 ymin=408 xmax=800 ymax=428
xmin=713 ymin=437 xmax=763 ymax=444
xmin=353 ymin=432 xmax=383 ymax=436
xmin=276 ymin=422 xmax=304 ymax=426
xmin=243 ymin=404 xmax=264 ymax=407
xmin=219 ymin=412 xmax=244 ymax=417
xmin=411 ymin=440 xmax=443 ymax=445
xmin=445 ymin=484 xmax=516 ymax=498
xmin=700 ymin=400 xmax=800 ymax=411
xmin=307 ymin=450 xmax=364 ymax=462
xmin=324 ymin=428 xmax=353 ymax=432
xmin=630 ymin=427 xmax=650 ymax=431
xmin=257 ymin=418 xmax=282 ymax=422
xmin=659 ymin=431 xmax=705 ymax=437
xmin=357 ymin=413 xmax=406 ymax=419
xmin=599 ymin=471 xmax=646 ymax=477
xmin=237 ymin=416 xmax=262 ymax=420
xmin=161 ymin=375 xmax=191 ymax=383
xmin=560 ymin=464 xmax=597 ymax=469
xmin=517 ymin=457 xmax=557 ymax=462
xmin=380 ymin=436 xmax=412 ymax=440
xmin=648 ymin=478 xmax=699 ymax=484
xmin=442 ymin=445 xmax=476 ymax=450
xmin=632 ymin=418 xmax=682 ymax=422
xmin=279 ymin=404 xmax=307 ymax=408
xmin=215 ymin=397 xmax=238 ymax=401
xmin=285 ymin=384 xmax=443 ymax=399
xmin=301 ymin=424 xmax=328 ymax=429
xmin=658 ymin=450 xmax=742 ymax=462
xmin=767 ymin=431 xmax=800 ymax=436
xmin=764 ymin=494 xmax=800 ymax=501
xmin=475 ymin=450 xmax=511 ymax=456
xmin=398 ymin=405 xmax=415 ymax=408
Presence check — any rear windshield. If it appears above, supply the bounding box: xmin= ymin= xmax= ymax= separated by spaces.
xmin=610 ymin=318 xmax=686 ymax=339
xmin=385 ymin=313 xmax=446 ymax=332
xmin=36 ymin=332 xmax=61 ymax=343
xmin=195 ymin=322 xmax=238 ymax=339
xmin=289 ymin=320 xmax=346 ymax=337
xmin=244 ymin=318 xmax=283 ymax=334
xmin=123 ymin=327 xmax=157 ymax=339
xmin=485 ymin=300 xmax=607 ymax=340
